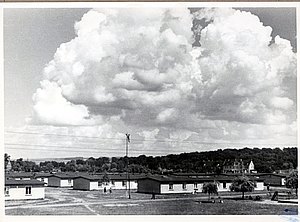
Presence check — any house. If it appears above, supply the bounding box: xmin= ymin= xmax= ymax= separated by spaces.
xmin=108 ymin=174 xmax=145 ymax=190
xmin=73 ymin=173 xmax=145 ymax=191
xmin=223 ymin=159 xmax=256 ymax=174
xmin=5 ymin=179 xmax=45 ymax=200
xmin=5 ymin=160 xmax=12 ymax=172
xmin=5 ymin=172 xmax=34 ymax=181
xmin=274 ymin=169 xmax=295 ymax=174
xmin=255 ymin=173 xmax=287 ymax=186
xmin=137 ymin=175 xmax=264 ymax=194
xmin=223 ymin=159 xmax=245 ymax=174
xmin=47 ymin=173 xmax=81 ymax=187
xmin=34 ymin=172 xmax=52 ymax=186
xmin=73 ymin=175 xmax=103 ymax=191
xmin=248 ymin=160 xmax=257 ymax=173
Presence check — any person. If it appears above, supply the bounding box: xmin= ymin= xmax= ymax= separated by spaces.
xmin=109 ymin=187 xmax=112 ymax=194
xmin=104 ymin=187 xmax=107 ymax=193
xmin=267 ymin=184 xmax=270 ymax=191
xmin=151 ymin=193 xmax=156 ymax=199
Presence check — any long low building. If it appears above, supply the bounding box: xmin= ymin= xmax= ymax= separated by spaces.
xmin=73 ymin=173 xmax=146 ymax=191
xmin=34 ymin=172 xmax=52 ymax=186
xmin=5 ymin=172 xmax=34 ymax=180
xmin=137 ymin=175 xmax=264 ymax=194
xmin=73 ymin=175 xmax=103 ymax=191
xmin=5 ymin=179 xmax=45 ymax=200
xmin=252 ymin=173 xmax=287 ymax=186
xmin=47 ymin=173 xmax=82 ymax=187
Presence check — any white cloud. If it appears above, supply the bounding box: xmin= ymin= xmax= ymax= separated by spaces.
xmin=27 ymin=8 xmax=296 ymax=155
xmin=156 ymin=108 xmax=178 ymax=123
xmin=271 ymin=97 xmax=294 ymax=110
xmin=32 ymin=80 xmax=95 ymax=126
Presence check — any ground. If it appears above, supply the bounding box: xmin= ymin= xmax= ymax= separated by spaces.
xmin=5 ymin=187 xmax=298 ymax=215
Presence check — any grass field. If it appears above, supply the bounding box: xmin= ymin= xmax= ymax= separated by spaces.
xmin=5 ymin=187 xmax=298 ymax=215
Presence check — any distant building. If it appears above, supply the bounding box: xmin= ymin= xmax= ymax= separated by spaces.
xmin=5 ymin=172 xmax=34 ymax=181
xmin=5 ymin=179 xmax=45 ymax=200
xmin=137 ymin=175 xmax=264 ymax=194
xmin=108 ymin=174 xmax=144 ymax=190
xmin=223 ymin=159 xmax=245 ymax=174
xmin=73 ymin=173 xmax=145 ymax=191
xmin=255 ymin=173 xmax=287 ymax=186
xmin=274 ymin=169 xmax=295 ymax=174
xmin=5 ymin=160 xmax=12 ymax=172
xmin=47 ymin=173 xmax=82 ymax=187
xmin=34 ymin=172 xmax=53 ymax=186
xmin=223 ymin=159 xmax=256 ymax=174
xmin=73 ymin=175 xmax=103 ymax=191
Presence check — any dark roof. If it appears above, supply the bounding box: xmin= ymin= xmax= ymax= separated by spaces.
xmin=251 ymin=173 xmax=287 ymax=178
xmin=74 ymin=173 xmax=147 ymax=181
xmin=34 ymin=172 xmax=53 ymax=178
xmin=74 ymin=175 xmax=103 ymax=181
xmin=108 ymin=174 xmax=146 ymax=180
xmin=5 ymin=179 xmax=45 ymax=186
xmin=49 ymin=172 xmax=88 ymax=179
xmin=139 ymin=175 xmax=214 ymax=183
xmin=140 ymin=175 xmax=264 ymax=183
xmin=5 ymin=172 xmax=34 ymax=178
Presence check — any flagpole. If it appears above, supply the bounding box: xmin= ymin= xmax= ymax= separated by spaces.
xmin=125 ymin=133 xmax=131 ymax=199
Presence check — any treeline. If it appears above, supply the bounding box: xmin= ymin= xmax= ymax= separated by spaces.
xmin=5 ymin=147 xmax=297 ymax=174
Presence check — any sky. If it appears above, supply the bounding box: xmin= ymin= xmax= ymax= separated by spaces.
xmin=4 ymin=7 xmax=297 ymax=159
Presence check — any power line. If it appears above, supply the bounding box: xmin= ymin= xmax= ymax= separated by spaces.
xmin=5 ymin=131 xmax=124 ymax=141
xmin=5 ymin=146 xmax=170 ymax=155
xmin=4 ymin=142 xmax=173 ymax=154
xmin=4 ymin=130 xmax=295 ymax=146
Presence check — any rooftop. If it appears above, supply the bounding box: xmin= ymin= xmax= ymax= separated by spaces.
xmin=5 ymin=172 xmax=34 ymax=178
xmin=140 ymin=174 xmax=264 ymax=183
xmin=5 ymin=179 xmax=45 ymax=186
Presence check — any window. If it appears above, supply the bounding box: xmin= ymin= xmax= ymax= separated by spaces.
xmin=194 ymin=183 xmax=198 ymax=189
xmin=5 ymin=187 xmax=9 ymax=196
xmin=182 ymin=183 xmax=187 ymax=190
xmin=169 ymin=183 xmax=173 ymax=190
xmin=68 ymin=179 xmax=72 ymax=184
xmin=25 ymin=186 xmax=32 ymax=195
xmin=223 ymin=182 xmax=226 ymax=189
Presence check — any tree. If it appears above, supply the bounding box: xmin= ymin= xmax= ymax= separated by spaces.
xmin=230 ymin=176 xmax=255 ymax=199
xmin=202 ymin=181 xmax=219 ymax=200
xmin=286 ymin=171 xmax=298 ymax=196
xmin=4 ymin=153 xmax=10 ymax=170
xmin=102 ymin=172 xmax=110 ymax=185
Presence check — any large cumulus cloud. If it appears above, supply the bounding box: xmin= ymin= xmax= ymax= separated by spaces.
xmin=29 ymin=8 xmax=296 ymax=152
xmin=192 ymin=9 xmax=296 ymax=126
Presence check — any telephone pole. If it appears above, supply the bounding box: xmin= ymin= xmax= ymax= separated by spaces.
xmin=125 ymin=133 xmax=131 ymax=199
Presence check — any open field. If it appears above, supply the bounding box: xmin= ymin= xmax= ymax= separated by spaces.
xmin=5 ymin=187 xmax=298 ymax=215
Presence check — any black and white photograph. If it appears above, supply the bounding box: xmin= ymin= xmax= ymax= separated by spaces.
xmin=3 ymin=4 xmax=298 ymax=216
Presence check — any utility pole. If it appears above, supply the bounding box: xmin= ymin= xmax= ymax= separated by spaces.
xmin=125 ymin=133 xmax=131 ymax=199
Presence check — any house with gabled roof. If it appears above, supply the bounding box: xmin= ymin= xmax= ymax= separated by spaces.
xmin=33 ymin=172 xmax=53 ymax=186
xmin=73 ymin=175 xmax=103 ymax=191
xmin=5 ymin=179 xmax=45 ymax=200
xmin=108 ymin=173 xmax=145 ymax=190
xmin=47 ymin=172 xmax=86 ymax=187
xmin=73 ymin=173 xmax=146 ymax=191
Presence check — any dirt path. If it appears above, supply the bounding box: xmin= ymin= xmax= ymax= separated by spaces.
xmin=5 ymin=192 xmax=271 ymax=210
